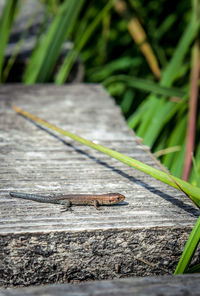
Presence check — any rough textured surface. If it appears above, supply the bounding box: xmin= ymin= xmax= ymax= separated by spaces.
xmin=0 ymin=275 xmax=200 ymax=296
xmin=0 ymin=84 xmax=199 ymax=287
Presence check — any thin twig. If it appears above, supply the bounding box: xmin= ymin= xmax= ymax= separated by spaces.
xmin=183 ymin=0 xmax=199 ymax=181
xmin=183 ymin=41 xmax=199 ymax=181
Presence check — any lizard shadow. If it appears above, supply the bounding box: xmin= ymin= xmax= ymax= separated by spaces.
xmin=23 ymin=115 xmax=199 ymax=217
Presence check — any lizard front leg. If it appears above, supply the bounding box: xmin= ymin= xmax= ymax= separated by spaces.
xmin=93 ymin=200 xmax=100 ymax=210
xmin=59 ymin=200 xmax=72 ymax=211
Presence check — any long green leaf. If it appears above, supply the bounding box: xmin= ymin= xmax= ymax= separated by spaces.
xmin=23 ymin=0 xmax=84 ymax=83
xmin=103 ymin=75 xmax=186 ymax=98
xmin=55 ymin=0 xmax=114 ymax=84
xmin=186 ymin=263 xmax=200 ymax=273
xmin=133 ymin=12 xmax=199 ymax=146
xmin=88 ymin=57 xmax=141 ymax=81
xmin=137 ymin=97 xmax=164 ymax=137
xmin=163 ymin=117 xmax=187 ymax=168
xmin=128 ymin=102 xmax=149 ymax=129
xmin=161 ymin=11 xmax=199 ymax=87
xmin=190 ymin=147 xmax=200 ymax=187
xmin=174 ymin=216 xmax=200 ymax=274
xmin=143 ymin=98 xmax=187 ymax=146
xmin=120 ymin=88 xmax=135 ymax=114
xmin=13 ymin=106 xmax=200 ymax=207
xmin=2 ymin=5 xmax=39 ymax=82
xmin=170 ymin=143 xmax=186 ymax=177
xmin=0 ymin=0 xmax=19 ymax=82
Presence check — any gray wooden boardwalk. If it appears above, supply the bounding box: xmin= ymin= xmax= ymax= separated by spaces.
xmin=0 ymin=84 xmax=198 ymax=287
xmin=0 ymin=274 xmax=199 ymax=296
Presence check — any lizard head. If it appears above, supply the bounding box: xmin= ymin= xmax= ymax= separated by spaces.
xmin=106 ymin=193 xmax=125 ymax=204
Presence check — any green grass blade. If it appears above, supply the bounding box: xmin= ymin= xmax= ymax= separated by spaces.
xmin=120 ymin=88 xmax=135 ymax=114
xmin=103 ymin=75 xmax=186 ymax=98
xmin=23 ymin=0 xmax=84 ymax=83
xmin=190 ymin=150 xmax=200 ymax=187
xmin=161 ymin=12 xmax=199 ymax=87
xmin=174 ymin=216 xmax=200 ymax=274
xmin=153 ymin=133 xmax=171 ymax=156
xmin=128 ymin=101 xmax=150 ymax=129
xmin=163 ymin=117 xmax=187 ymax=168
xmin=106 ymin=81 xmax=126 ymax=97
xmin=55 ymin=0 xmax=114 ymax=84
xmin=143 ymin=98 xmax=187 ymax=146
xmin=137 ymin=97 xmax=164 ymax=137
xmin=186 ymin=263 xmax=200 ymax=273
xmin=2 ymin=5 xmax=38 ymax=82
xmin=13 ymin=106 xmax=200 ymax=207
xmin=88 ymin=57 xmax=141 ymax=81
xmin=154 ymin=14 xmax=176 ymax=40
xmin=170 ymin=142 xmax=186 ymax=177
xmin=132 ymin=12 xmax=199 ymax=145
xmin=0 ymin=0 xmax=19 ymax=82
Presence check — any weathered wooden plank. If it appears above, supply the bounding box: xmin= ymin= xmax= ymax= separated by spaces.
xmin=0 ymin=84 xmax=198 ymax=287
xmin=0 ymin=275 xmax=199 ymax=296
